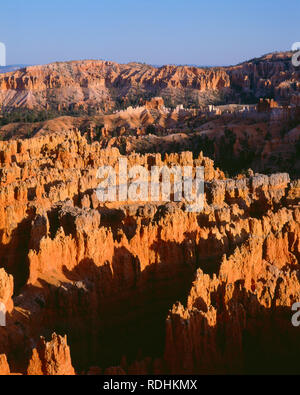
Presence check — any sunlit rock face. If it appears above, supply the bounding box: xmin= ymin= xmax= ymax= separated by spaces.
xmin=0 ymin=126 xmax=298 ymax=375
xmin=0 ymin=51 xmax=298 ymax=111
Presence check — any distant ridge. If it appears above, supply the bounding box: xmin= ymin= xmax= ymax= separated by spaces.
xmin=0 ymin=51 xmax=298 ymax=110
xmin=0 ymin=64 xmax=30 ymax=74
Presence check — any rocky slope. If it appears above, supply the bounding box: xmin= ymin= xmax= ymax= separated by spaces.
xmin=1 ymin=101 xmax=299 ymax=177
xmin=0 ymin=52 xmax=299 ymax=111
xmin=0 ymin=129 xmax=299 ymax=374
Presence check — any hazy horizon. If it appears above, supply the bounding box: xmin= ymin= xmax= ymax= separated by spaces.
xmin=0 ymin=49 xmax=294 ymax=71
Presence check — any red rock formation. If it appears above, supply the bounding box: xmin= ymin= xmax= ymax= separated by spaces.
xmin=27 ymin=333 xmax=75 ymax=375
xmin=0 ymin=125 xmax=298 ymax=375
xmin=0 ymin=60 xmax=230 ymax=110
xmin=0 ymin=51 xmax=298 ymax=111
xmin=257 ymin=98 xmax=279 ymax=112
xmin=0 ymin=354 xmax=10 ymax=375
xmin=0 ymin=268 xmax=13 ymax=313
xmin=145 ymin=97 xmax=164 ymax=110
xmin=164 ymin=207 xmax=300 ymax=374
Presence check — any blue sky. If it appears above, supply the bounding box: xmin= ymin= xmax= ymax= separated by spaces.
xmin=1 ymin=0 xmax=299 ymax=66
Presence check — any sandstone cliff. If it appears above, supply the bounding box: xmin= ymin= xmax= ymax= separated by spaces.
xmin=0 ymin=52 xmax=298 ymax=111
